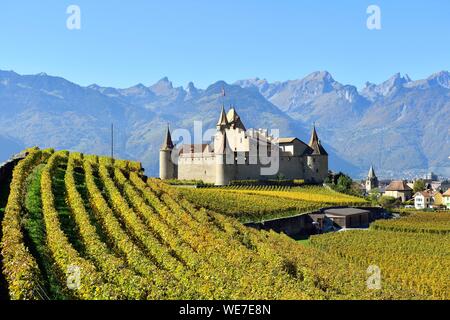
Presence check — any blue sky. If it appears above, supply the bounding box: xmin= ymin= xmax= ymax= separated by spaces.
xmin=0 ymin=0 xmax=449 ymax=89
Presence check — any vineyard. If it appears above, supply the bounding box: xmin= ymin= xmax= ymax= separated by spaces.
xmin=371 ymin=212 xmax=450 ymax=234
xmin=179 ymin=185 xmax=367 ymax=222
xmin=0 ymin=148 xmax=446 ymax=300
xmin=217 ymin=185 xmax=367 ymax=204
xmin=310 ymin=229 xmax=450 ymax=299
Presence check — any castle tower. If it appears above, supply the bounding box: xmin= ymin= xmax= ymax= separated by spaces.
xmin=226 ymin=107 xmax=246 ymax=131
xmin=214 ymin=107 xmax=236 ymax=185
xmin=365 ymin=165 xmax=379 ymax=192
xmin=215 ymin=129 xmax=231 ymax=185
xmin=307 ymin=125 xmax=328 ymax=183
xmin=159 ymin=125 xmax=177 ymax=180
xmin=217 ymin=105 xmax=229 ymax=130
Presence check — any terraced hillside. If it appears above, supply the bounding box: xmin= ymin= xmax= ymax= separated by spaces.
xmin=0 ymin=148 xmax=442 ymax=300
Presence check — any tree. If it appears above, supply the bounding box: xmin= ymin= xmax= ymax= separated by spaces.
xmin=324 ymin=172 xmax=333 ymax=184
xmin=350 ymin=182 xmax=364 ymax=197
xmin=367 ymin=188 xmax=381 ymax=205
xmin=325 ymin=172 xmax=357 ymax=195
xmin=335 ymin=174 xmax=353 ymax=193
xmin=413 ymin=179 xmax=426 ymax=193
xmin=378 ymin=196 xmax=399 ymax=209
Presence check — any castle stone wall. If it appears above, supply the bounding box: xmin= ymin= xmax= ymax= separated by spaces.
xmin=178 ymin=155 xmax=216 ymax=183
xmin=176 ymin=154 xmax=328 ymax=184
xmin=278 ymin=156 xmax=305 ymax=179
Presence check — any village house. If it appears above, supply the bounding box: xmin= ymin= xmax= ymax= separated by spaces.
xmin=443 ymin=189 xmax=450 ymax=209
xmin=433 ymin=191 xmax=444 ymax=208
xmin=414 ymin=190 xmax=434 ymax=209
xmin=384 ymin=180 xmax=413 ymax=202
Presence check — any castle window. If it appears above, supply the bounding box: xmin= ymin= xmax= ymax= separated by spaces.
xmin=316 ymin=169 xmax=319 ymax=173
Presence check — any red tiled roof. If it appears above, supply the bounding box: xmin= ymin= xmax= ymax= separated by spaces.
xmin=414 ymin=190 xmax=433 ymax=197
xmin=385 ymin=180 xmax=413 ymax=191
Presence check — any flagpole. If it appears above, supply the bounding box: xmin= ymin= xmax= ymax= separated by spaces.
xmin=221 ymin=86 xmax=226 ymax=107
xmin=111 ymin=123 xmax=114 ymax=159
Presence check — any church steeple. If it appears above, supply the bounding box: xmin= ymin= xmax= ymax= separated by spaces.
xmin=368 ymin=165 xmax=376 ymax=178
xmin=161 ymin=124 xmax=174 ymax=150
xmin=366 ymin=165 xmax=379 ymax=192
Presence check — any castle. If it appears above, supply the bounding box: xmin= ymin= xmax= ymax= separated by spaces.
xmin=160 ymin=105 xmax=328 ymax=185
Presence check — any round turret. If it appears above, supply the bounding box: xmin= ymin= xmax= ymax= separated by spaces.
xmin=159 ymin=126 xmax=177 ymax=180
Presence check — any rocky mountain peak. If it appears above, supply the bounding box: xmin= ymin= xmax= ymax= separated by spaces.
xmin=150 ymin=77 xmax=177 ymax=96
xmin=134 ymin=83 xmax=147 ymax=89
xmin=88 ymin=83 xmax=100 ymax=89
xmin=303 ymin=71 xmax=335 ymax=84
xmin=186 ymin=81 xmax=196 ymax=91
xmin=362 ymin=73 xmax=412 ymax=99
xmin=427 ymin=71 xmax=450 ymax=88
xmin=185 ymin=82 xmax=200 ymax=99
xmin=155 ymin=77 xmax=172 ymax=87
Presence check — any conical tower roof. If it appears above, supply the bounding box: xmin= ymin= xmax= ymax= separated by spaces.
xmin=309 ymin=125 xmax=328 ymax=155
xmin=309 ymin=124 xmax=319 ymax=146
xmin=226 ymin=107 xmax=237 ymax=123
xmin=161 ymin=125 xmax=174 ymax=150
xmin=226 ymin=106 xmax=246 ymax=131
xmin=217 ymin=105 xmax=228 ymax=127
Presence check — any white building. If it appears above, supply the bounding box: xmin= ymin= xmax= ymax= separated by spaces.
xmin=443 ymin=189 xmax=450 ymax=209
xmin=414 ymin=190 xmax=434 ymax=209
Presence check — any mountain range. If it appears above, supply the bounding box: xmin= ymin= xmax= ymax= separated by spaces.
xmin=0 ymin=69 xmax=449 ymax=179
